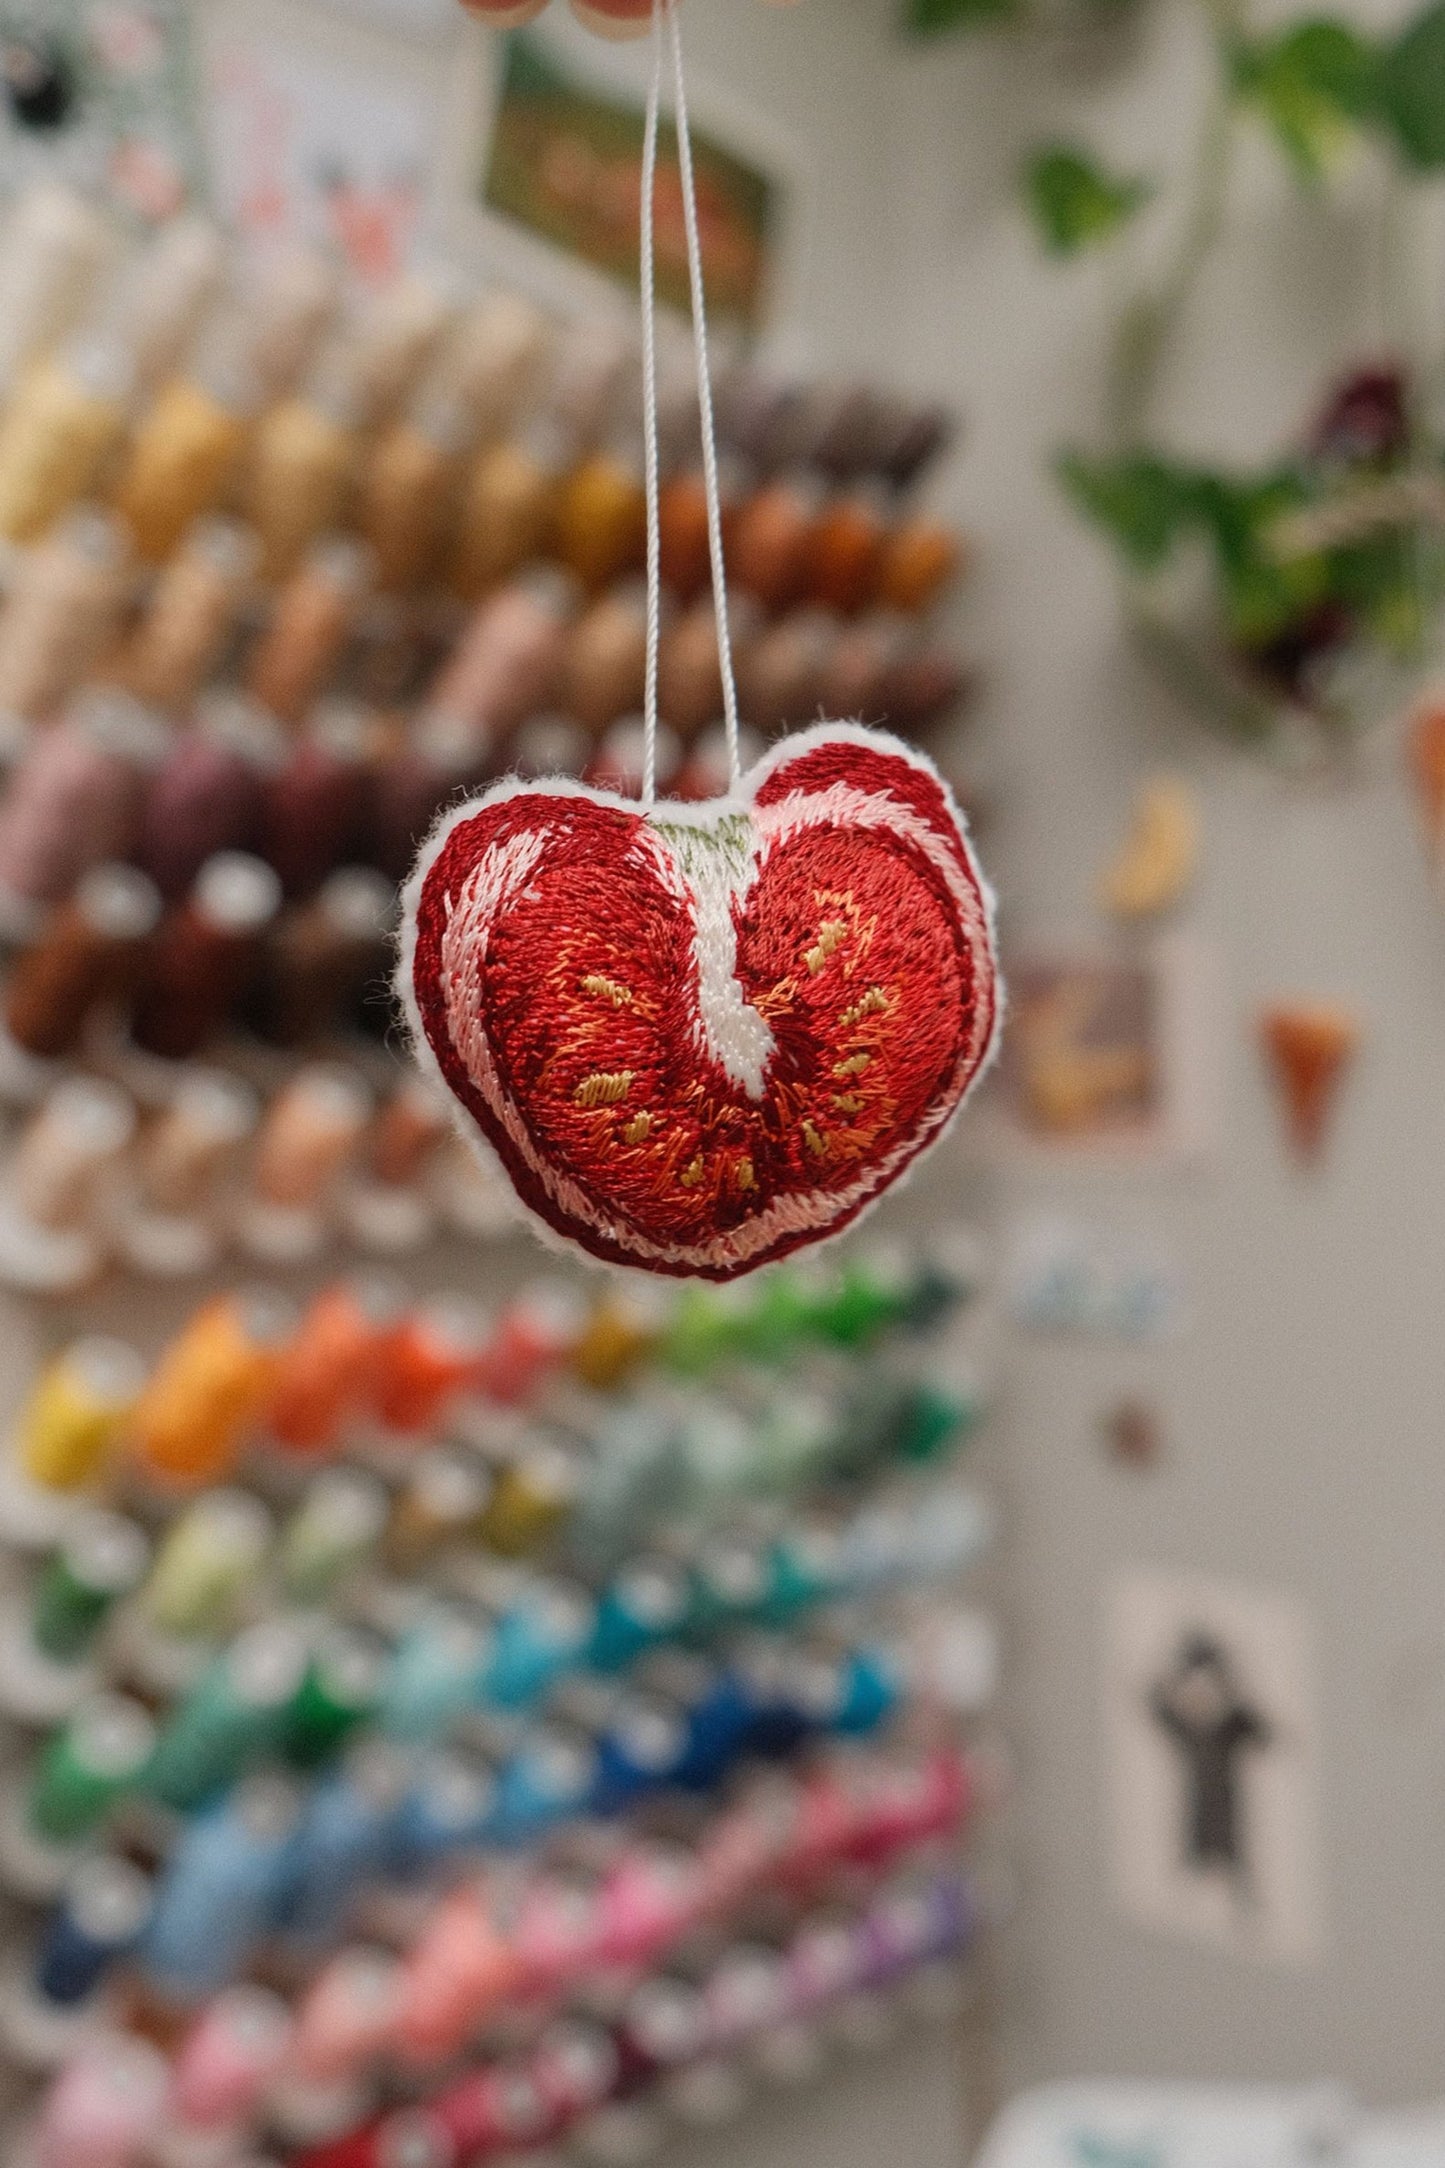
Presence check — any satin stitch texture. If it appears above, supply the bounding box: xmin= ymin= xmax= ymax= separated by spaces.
xmin=399 ymin=721 xmax=1003 ymax=1280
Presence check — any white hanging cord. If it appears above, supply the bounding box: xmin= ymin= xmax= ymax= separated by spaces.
xmin=638 ymin=2 xmax=665 ymax=807
xmin=635 ymin=0 xmax=743 ymax=804
xmin=665 ymin=0 xmax=743 ymax=789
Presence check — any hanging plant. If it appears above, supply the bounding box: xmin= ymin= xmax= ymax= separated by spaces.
xmin=908 ymin=0 xmax=1445 ymax=762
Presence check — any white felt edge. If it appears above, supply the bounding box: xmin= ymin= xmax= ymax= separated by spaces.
xmin=395 ymin=720 xmax=1005 ymax=1282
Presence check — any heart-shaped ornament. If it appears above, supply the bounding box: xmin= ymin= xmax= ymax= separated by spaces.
xmin=400 ymin=723 xmax=1001 ymax=1279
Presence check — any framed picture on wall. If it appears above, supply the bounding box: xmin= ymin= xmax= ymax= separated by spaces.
xmin=437 ymin=7 xmax=793 ymax=334
xmin=197 ymin=0 xmax=464 ymax=286
xmin=980 ymin=934 xmax=1223 ymax=1167
xmin=1103 ymin=1566 xmax=1325 ymax=1966
xmin=479 ymin=25 xmax=780 ymax=332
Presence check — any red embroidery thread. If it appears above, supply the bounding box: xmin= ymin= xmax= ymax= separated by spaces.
xmin=400 ymin=722 xmax=1002 ymax=1279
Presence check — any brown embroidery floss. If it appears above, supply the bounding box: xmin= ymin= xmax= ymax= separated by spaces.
xmin=874 ymin=401 xmax=954 ymax=499
xmin=657 ymin=594 xmax=759 ymax=741
xmin=257 ymin=703 xmax=374 ymax=899
xmin=116 ymin=517 xmax=259 ymax=716
xmin=0 ymin=861 xmax=161 ymax=1073
xmin=248 ymin=865 xmax=394 ymax=1048
xmin=448 ymin=412 xmax=573 ymax=599
xmin=737 ymin=609 xmax=836 ymax=737
xmin=245 ymin=538 xmax=373 ymax=728
xmin=875 ymin=518 xmax=965 ymax=617
xmin=817 ymin=612 xmax=913 ymax=724
xmin=135 ymin=693 xmax=285 ymax=904
xmin=556 ymin=580 xmax=651 ymax=737
xmin=725 ymin=476 xmax=819 ymax=613
xmin=658 ymin=467 xmax=713 ymax=602
xmin=129 ymin=851 xmax=283 ymax=1063
xmin=366 ymin=1077 xmax=450 ymax=1192
xmin=875 ymin=641 xmax=972 ymax=738
xmin=553 ymin=416 xmax=649 ymax=591
xmin=340 ymin=1072 xmax=449 ymax=1256
xmin=808 ymin=490 xmax=887 ymax=617
xmin=359 ymin=379 xmax=476 ymax=597
xmin=366 ymin=713 xmax=487 ymax=885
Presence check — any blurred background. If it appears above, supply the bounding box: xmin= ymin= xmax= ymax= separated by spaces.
xmin=0 ymin=0 xmax=1435 ymax=2163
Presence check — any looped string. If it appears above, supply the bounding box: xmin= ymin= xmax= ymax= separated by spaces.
xmin=638 ymin=0 xmax=742 ymax=808
xmin=638 ymin=9 xmax=664 ymax=807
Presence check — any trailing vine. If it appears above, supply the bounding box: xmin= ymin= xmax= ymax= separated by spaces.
xmin=909 ymin=0 xmax=1445 ymax=758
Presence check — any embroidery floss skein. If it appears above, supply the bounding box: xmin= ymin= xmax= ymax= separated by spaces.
xmin=400 ymin=0 xmax=1001 ymax=1280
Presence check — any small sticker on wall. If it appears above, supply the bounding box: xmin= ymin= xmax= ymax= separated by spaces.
xmin=1005 ymin=1214 xmax=1185 ymax=1341
xmin=1104 ymin=1567 xmax=1324 ymax=1965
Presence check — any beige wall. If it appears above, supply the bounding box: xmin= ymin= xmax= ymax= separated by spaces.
xmin=866 ymin=0 xmax=1445 ymax=2109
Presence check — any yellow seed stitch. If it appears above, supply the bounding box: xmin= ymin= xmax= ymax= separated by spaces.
xmin=803 ymin=920 xmax=848 ymax=974
xmin=680 ymin=1155 xmax=704 ymax=1188
xmin=833 ymin=1052 xmax=871 ymax=1077
xmin=840 ymin=986 xmax=889 ymax=1028
xmin=735 ymin=1157 xmax=755 ymax=1192
xmin=580 ymin=973 xmax=633 ymax=1007
xmin=574 ymin=1071 xmax=633 ymax=1109
xmin=832 ymin=1093 xmax=864 ymax=1116
xmin=621 ymin=1112 xmax=652 ymax=1145
xmin=801 ymin=1121 xmax=829 ymax=1159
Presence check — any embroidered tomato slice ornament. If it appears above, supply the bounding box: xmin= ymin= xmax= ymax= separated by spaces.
xmin=400 ymin=723 xmax=1001 ymax=1280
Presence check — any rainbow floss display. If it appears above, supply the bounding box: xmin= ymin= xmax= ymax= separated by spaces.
xmin=0 ymin=35 xmax=996 ymax=2168
xmin=0 ymin=1230 xmax=996 ymax=2164
xmin=399 ymin=0 xmax=1002 ymax=1281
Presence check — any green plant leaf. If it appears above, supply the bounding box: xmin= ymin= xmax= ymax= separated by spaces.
xmin=1056 ymin=450 xmax=1199 ymax=567
xmin=1023 ymin=146 xmax=1152 ymax=255
xmin=1059 ymin=451 xmax=1336 ymax=637
xmin=1229 ymin=20 xmax=1379 ymax=178
xmin=903 ymin=0 xmax=1017 ymax=34
xmin=1329 ymin=529 xmax=1442 ymax=652
xmin=1187 ymin=468 xmax=1330 ymax=640
xmin=1375 ymin=0 xmax=1445 ymax=166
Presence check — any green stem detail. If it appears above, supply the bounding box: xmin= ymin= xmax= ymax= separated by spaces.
xmin=1106 ymin=1 xmax=1242 ymax=444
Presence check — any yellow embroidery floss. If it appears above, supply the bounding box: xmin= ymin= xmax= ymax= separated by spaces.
xmin=16 ymin=1337 xmax=146 ymax=1492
